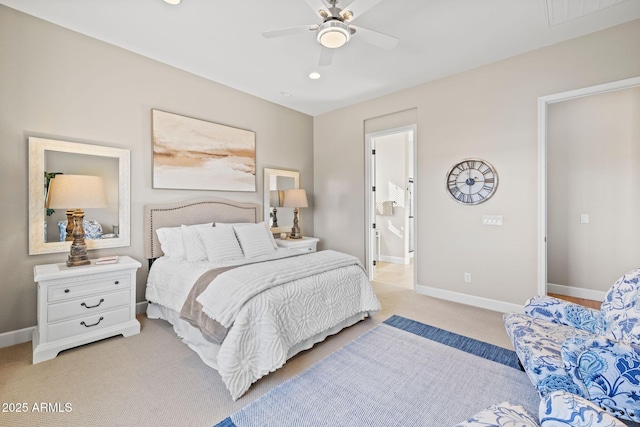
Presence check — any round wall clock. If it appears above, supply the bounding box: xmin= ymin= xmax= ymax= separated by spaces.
xmin=446 ymin=158 xmax=498 ymax=205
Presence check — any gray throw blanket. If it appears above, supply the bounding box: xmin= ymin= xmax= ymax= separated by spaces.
xmin=179 ymin=266 xmax=235 ymax=344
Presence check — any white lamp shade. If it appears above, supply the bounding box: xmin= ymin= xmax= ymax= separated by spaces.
xmin=283 ymin=189 xmax=308 ymax=208
xmin=47 ymin=175 xmax=108 ymax=209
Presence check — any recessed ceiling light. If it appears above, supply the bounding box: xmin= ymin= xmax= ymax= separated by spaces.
xmin=309 ymin=72 xmax=321 ymax=80
xmin=164 ymin=0 xmax=181 ymax=5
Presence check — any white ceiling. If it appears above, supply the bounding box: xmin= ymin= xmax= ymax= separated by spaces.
xmin=2 ymin=0 xmax=640 ymax=116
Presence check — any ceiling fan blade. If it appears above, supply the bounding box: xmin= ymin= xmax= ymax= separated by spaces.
xmin=350 ymin=24 xmax=398 ymax=50
xmin=262 ymin=25 xmax=317 ymax=39
xmin=318 ymin=47 xmax=334 ymax=67
xmin=340 ymin=0 xmax=384 ymax=21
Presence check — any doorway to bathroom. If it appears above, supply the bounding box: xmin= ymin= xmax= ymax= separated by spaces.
xmin=365 ymin=125 xmax=416 ymax=290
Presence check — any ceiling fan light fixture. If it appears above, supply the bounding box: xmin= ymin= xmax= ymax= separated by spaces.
xmin=316 ymin=20 xmax=350 ymax=49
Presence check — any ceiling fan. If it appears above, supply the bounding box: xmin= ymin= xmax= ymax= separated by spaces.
xmin=261 ymin=0 xmax=399 ymax=66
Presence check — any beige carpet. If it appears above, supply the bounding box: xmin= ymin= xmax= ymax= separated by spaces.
xmin=0 ymin=281 xmax=514 ymax=427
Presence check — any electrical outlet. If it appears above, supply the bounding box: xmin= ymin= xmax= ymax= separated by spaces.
xmin=464 ymin=273 xmax=471 ymax=283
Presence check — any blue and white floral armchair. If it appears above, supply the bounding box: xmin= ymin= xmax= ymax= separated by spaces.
xmin=504 ymin=268 xmax=640 ymax=423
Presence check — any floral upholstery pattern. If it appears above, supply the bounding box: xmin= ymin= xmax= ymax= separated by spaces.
xmin=456 ymin=391 xmax=626 ymax=426
xmin=58 ymin=219 xmax=103 ymax=241
xmin=454 ymin=401 xmax=538 ymax=427
xmin=504 ymin=268 xmax=640 ymax=423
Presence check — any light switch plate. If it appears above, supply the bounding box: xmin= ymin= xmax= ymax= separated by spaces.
xmin=482 ymin=215 xmax=503 ymax=226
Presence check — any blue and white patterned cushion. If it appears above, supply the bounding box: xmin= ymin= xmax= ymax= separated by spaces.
xmin=562 ymin=336 xmax=640 ymax=422
xmin=525 ymin=296 xmax=607 ymax=335
xmin=454 ymin=401 xmax=538 ymax=427
xmin=456 ymin=391 xmax=626 ymax=427
xmin=504 ymin=312 xmax=598 ymax=397
xmin=58 ymin=219 xmax=103 ymax=241
xmin=601 ymin=268 xmax=640 ymax=346
xmin=539 ymin=390 xmax=626 ymax=426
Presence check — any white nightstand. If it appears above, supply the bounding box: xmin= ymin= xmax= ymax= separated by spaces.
xmin=32 ymin=256 xmax=141 ymax=364
xmin=275 ymin=236 xmax=319 ymax=253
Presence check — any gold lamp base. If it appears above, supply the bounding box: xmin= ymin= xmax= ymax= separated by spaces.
xmin=66 ymin=209 xmax=90 ymax=267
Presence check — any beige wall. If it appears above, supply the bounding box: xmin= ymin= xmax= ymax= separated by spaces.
xmin=314 ymin=19 xmax=640 ymax=308
xmin=0 ymin=6 xmax=313 ymax=334
xmin=547 ymin=87 xmax=640 ymax=291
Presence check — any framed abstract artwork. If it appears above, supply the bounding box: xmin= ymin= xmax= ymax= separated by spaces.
xmin=151 ymin=109 xmax=256 ymax=192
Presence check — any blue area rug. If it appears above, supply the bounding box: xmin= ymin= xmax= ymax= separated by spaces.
xmin=215 ymin=315 xmax=539 ymax=427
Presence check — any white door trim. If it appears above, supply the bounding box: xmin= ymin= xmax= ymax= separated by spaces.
xmin=537 ymin=76 xmax=640 ymax=297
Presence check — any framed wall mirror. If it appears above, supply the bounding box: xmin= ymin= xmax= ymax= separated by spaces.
xmin=28 ymin=137 xmax=131 ymax=255
xmin=263 ymin=168 xmax=299 ymax=234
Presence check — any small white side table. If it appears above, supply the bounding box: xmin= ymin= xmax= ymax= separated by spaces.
xmin=32 ymin=256 xmax=141 ymax=364
xmin=275 ymin=236 xmax=319 ymax=253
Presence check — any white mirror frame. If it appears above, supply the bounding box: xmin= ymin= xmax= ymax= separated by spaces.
xmin=263 ymin=168 xmax=299 ymax=234
xmin=28 ymin=137 xmax=131 ymax=255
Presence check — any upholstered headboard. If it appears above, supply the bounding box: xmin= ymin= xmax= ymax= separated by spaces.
xmin=143 ymin=197 xmax=261 ymax=260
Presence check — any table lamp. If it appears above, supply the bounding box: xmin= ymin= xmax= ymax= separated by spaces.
xmin=46 ymin=175 xmax=107 ymax=266
xmin=283 ymin=189 xmax=308 ymax=239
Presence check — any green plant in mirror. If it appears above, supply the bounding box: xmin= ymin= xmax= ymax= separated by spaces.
xmin=44 ymin=172 xmax=63 ymax=216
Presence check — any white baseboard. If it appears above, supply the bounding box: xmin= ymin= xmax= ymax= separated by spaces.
xmin=547 ymin=283 xmax=606 ymax=303
xmin=415 ymin=284 xmax=525 ymax=314
xmin=0 ymin=301 xmax=149 ymax=349
xmin=0 ymin=326 xmax=34 ymax=349
xmin=379 ymin=255 xmax=410 ymax=265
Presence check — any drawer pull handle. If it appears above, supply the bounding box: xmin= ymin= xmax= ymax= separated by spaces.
xmin=114 ymin=281 xmax=119 ymax=285
xmin=64 ymin=289 xmax=70 ymax=293
xmin=80 ymin=317 xmax=104 ymax=328
xmin=81 ymin=299 xmax=104 ymax=309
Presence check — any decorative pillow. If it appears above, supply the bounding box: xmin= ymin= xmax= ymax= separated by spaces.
xmin=601 ymin=268 xmax=640 ymax=345
xmin=181 ymin=224 xmax=210 ymax=262
xmin=217 ymin=222 xmax=278 ymax=249
xmin=233 ymin=223 xmax=276 ymax=258
xmin=156 ymin=226 xmax=184 ymax=259
xmin=454 ymin=401 xmax=538 ymax=427
xmin=197 ymin=226 xmax=244 ymax=262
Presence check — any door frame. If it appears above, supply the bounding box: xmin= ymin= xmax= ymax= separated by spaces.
xmin=364 ymin=124 xmax=417 ymax=284
xmin=537 ymin=76 xmax=640 ymax=296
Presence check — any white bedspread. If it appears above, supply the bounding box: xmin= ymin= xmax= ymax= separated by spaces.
xmin=146 ymin=249 xmax=381 ymax=400
xmin=198 ymin=250 xmax=365 ymax=327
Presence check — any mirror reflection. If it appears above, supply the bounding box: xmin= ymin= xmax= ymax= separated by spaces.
xmin=263 ymin=168 xmax=299 ymax=234
xmin=29 ymin=137 xmax=131 ymax=255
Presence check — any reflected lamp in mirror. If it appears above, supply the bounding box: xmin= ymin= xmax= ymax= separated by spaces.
xmin=47 ymin=175 xmax=107 ymax=267
xmin=283 ymin=189 xmax=308 ymax=239
xmin=269 ymin=190 xmax=284 ymax=227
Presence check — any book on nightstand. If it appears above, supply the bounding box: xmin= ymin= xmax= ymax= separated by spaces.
xmin=95 ymin=256 xmax=119 ymax=265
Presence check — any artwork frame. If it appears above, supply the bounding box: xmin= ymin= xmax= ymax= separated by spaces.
xmin=152 ymin=109 xmax=256 ymax=192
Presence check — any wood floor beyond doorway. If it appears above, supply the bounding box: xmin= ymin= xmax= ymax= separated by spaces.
xmin=548 ymin=293 xmax=600 ymax=310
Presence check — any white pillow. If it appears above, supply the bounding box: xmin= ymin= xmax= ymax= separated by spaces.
xmin=197 ymin=226 xmax=244 ymax=262
xmin=156 ymin=226 xmax=184 ymax=259
xmin=217 ymin=222 xmax=278 ymax=248
xmin=233 ymin=223 xmax=276 ymax=258
xmin=180 ymin=223 xmax=213 ymax=262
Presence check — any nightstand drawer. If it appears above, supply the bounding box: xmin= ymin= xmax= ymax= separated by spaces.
xmin=48 ymin=306 xmax=131 ymax=342
xmin=48 ymin=274 xmax=130 ymax=302
xmin=48 ymin=290 xmax=131 ymax=322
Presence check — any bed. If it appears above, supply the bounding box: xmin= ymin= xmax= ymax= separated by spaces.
xmin=143 ymin=197 xmax=381 ymax=400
